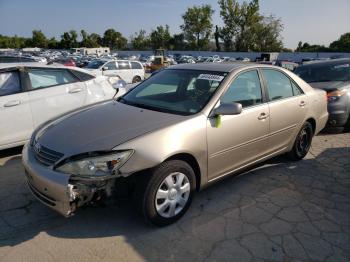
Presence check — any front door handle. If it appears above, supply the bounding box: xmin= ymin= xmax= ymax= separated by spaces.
xmin=258 ymin=112 xmax=269 ymax=120
xmin=4 ymin=100 xmax=21 ymax=107
xmin=68 ymin=87 xmax=83 ymax=94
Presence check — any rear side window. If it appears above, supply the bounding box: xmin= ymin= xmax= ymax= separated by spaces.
xmin=0 ymin=71 xmax=21 ymax=96
xmin=262 ymin=69 xmax=294 ymax=101
xmin=221 ymin=70 xmax=262 ymax=108
xmin=71 ymin=70 xmax=95 ymax=81
xmin=28 ymin=68 xmax=77 ymax=89
xmin=131 ymin=61 xmax=143 ymax=69
xmin=117 ymin=61 xmax=131 ymax=70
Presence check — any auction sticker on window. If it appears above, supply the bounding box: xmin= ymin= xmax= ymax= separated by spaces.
xmin=198 ymin=74 xmax=224 ymax=81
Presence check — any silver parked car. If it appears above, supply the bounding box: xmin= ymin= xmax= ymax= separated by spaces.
xmin=22 ymin=63 xmax=328 ymax=226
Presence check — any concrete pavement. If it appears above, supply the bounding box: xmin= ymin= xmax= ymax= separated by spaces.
xmin=0 ymin=132 xmax=349 ymax=262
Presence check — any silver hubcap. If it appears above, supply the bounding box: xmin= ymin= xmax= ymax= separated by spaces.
xmin=155 ymin=172 xmax=190 ymax=218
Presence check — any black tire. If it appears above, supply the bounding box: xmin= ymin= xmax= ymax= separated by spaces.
xmin=134 ymin=160 xmax=196 ymax=227
xmin=343 ymin=115 xmax=350 ymax=132
xmin=288 ymin=122 xmax=314 ymax=160
xmin=132 ymin=76 xmax=141 ymax=83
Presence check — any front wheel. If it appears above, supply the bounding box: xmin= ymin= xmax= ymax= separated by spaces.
xmin=135 ymin=160 xmax=196 ymax=226
xmin=288 ymin=122 xmax=314 ymax=160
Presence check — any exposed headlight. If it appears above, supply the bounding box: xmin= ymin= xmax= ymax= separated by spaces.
xmin=56 ymin=150 xmax=133 ymax=177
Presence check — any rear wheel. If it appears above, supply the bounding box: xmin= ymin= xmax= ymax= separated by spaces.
xmin=135 ymin=160 xmax=195 ymax=226
xmin=344 ymin=115 xmax=350 ymax=132
xmin=132 ymin=76 xmax=141 ymax=83
xmin=288 ymin=122 xmax=314 ymax=160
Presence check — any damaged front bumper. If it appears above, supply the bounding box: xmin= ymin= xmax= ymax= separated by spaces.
xmin=22 ymin=144 xmax=116 ymax=217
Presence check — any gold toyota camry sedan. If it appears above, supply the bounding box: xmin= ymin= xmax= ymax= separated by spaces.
xmin=22 ymin=63 xmax=328 ymax=226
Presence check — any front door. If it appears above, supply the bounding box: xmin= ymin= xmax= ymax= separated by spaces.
xmin=207 ymin=70 xmax=270 ymax=180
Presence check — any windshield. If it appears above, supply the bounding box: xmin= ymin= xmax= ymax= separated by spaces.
xmin=294 ymin=62 xmax=350 ymax=82
xmin=85 ymin=60 xmax=106 ymax=69
xmin=119 ymin=69 xmax=227 ymax=115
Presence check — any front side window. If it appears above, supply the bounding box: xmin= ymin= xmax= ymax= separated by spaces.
xmin=0 ymin=71 xmax=21 ymax=96
xmin=262 ymin=69 xmax=294 ymax=101
xmin=120 ymin=69 xmax=227 ymax=115
xmin=28 ymin=69 xmax=77 ymax=89
xmin=117 ymin=61 xmax=131 ymax=70
xmin=221 ymin=70 xmax=262 ymax=107
xmin=104 ymin=62 xmax=117 ymax=70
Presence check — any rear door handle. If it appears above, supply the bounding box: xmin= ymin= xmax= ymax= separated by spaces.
xmin=258 ymin=112 xmax=269 ymax=120
xmin=299 ymin=101 xmax=306 ymax=107
xmin=4 ymin=100 xmax=21 ymax=107
xmin=68 ymin=87 xmax=83 ymax=94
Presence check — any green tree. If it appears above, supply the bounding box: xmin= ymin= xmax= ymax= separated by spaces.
xmin=47 ymin=37 xmax=58 ymax=49
xmin=218 ymin=0 xmax=283 ymax=52
xmin=60 ymin=30 xmax=79 ymax=49
xmin=102 ymin=29 xmax=127 ymax=50
xmin=253 ymin=15 xmax=283 ymax=52
xmin=150 ymin=25 xmax=171 ymax=49
xmin=169 ymin=33 xmax=187 ymax=50
xmin=31 ymin=30 xmax=48 ymax=48
xmin=180 ymin=4 xmax=214 ymax=50
xmin=131 ymin=30 xmax=150 ymax=50
xmin=329 ymin=33 xmax=350 ymax=52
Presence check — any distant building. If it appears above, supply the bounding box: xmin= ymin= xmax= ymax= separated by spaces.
xmin=0 ymin=48 xmax=15 ymax=52
xmin=22 ymin=47 xmax=42 ymax=52
xmin=71 ymin=47 xmax=110 ymax=56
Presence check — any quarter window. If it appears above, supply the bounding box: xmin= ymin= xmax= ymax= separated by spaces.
xmin=221 ymin=70 xmax=262 ymax=108
xmin=0 ymin=71 xmax=21 ymax=96
xmin=291 ymin=81 xmax=303 ymax=96
xmin=262 ymin=69 xmax=294 ymax=101
xmin=131 ymin=62 xmax=143 ymax=69
xmin=28 ymin=69 xmax=77 ymax=89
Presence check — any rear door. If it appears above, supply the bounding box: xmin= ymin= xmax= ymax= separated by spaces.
xmin=26 ymin=67 xmax=87 ymax=128
xmin=0 ymin=68 xmax=33 ymax=148
xmin=261 ymin=69 xmax=308 ymax=153
xmin=116 ymin=61 xmax=133 ymax=83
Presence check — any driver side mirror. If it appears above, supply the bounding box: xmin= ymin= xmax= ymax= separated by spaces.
xmin=102 ymin=66 xmax=108 ymax=71
xmin=112 ymin=79 xmax=127 ymax=90
xmin=213 ymin=102 xmax=242 ymax=116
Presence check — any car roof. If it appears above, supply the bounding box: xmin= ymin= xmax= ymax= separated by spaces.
xmin=0 ymin=63 xmax=95 ymax=76
xmin=166 ymin=62 xmax=276 ymax=72
xmin=298 ymin=58 xmax=350 ymax=68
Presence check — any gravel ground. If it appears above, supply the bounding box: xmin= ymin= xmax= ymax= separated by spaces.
xmin=0 ymin=132 xmax=349 ymax=262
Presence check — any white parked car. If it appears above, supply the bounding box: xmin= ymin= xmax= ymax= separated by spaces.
xmin=85 ymin=59 xmax=145 ymax=84
xmin=0 ymin=63 xmax=125 ymax=150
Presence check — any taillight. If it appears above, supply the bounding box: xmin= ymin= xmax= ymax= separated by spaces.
xmin=327 ymin=89 xmax=346 ymax=102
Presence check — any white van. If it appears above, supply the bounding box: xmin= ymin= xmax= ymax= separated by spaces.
xmin=85 ymin=59 xmax=145 ymax=84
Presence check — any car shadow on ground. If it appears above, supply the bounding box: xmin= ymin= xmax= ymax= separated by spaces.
xmin=0 ymin=139 xmax=349 ymax=261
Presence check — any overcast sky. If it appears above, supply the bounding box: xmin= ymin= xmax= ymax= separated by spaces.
xmin=0 ymin=0 xmax=349 ymax=49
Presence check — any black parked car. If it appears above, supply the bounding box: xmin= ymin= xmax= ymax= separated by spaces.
xmin=294 ymin=58 xmax=350 ymax=131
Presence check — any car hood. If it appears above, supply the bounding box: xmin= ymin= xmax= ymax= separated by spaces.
xmin=308 ymin=81 xmax=350 ymax=92
xmin=37 ymin=101 xmax=186 ymax=157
